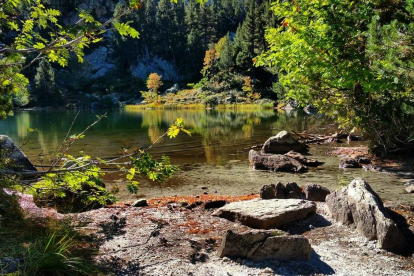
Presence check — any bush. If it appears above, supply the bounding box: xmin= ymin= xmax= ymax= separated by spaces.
xmin=203 ymin=95 xmax=221 ymax=107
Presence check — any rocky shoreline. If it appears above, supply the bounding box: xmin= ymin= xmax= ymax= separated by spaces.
xmin=10 ymin=181 xmax=413 ymax=276
xmin=2 ymin=131 xmax=414 ymax=275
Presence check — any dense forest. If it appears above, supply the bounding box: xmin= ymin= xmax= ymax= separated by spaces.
xmin=1 ymin=0 xmax=414 ymax=151
xmin=4 ymin=0 xmax=280 ymax=108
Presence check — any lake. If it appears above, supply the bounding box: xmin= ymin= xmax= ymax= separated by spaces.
xmin=1 ymin=108 xmax=412 ymax=204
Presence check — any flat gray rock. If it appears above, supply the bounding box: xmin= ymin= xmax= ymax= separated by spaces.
xmin=218 ymin=229 xmax=311 ymax=261
xmin=213 ymin=199 xmax=316 ymax=229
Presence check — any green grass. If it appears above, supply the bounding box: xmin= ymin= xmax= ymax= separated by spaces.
xmin=0 ymin=218 xmax=100 ymax=276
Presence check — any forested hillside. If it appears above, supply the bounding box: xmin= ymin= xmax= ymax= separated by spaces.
xmin=8 ymin=0 xmax=279 ymax=107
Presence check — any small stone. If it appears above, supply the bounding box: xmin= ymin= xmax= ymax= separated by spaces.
xmin=203 ymin=192 xmax=208 ymax=195
xmin=404 ymin=185 xmax=414 ymax=193
xmin=339 ymin=157 xmax=361 ymax=169
xmin=222 ymin=257 xmax=231 ymax=263
xmin=303 ymin=183 xmax=330 ymax=201
xmin=260 ymin=184 xmax=276 ymax=199
xmin=201 ymin=186 xmax=208 ymax=190
xmin=204 ymin=200 xmax=227 ymax=210
xmin=275 ymin=182 xmax=286 ymax=199
xmin=132 ymin=199 xmax=148 ymax=207
xmin=0 ymin=257 xmax=19 ymax=274
xmin=262 ymin=267 xmax=274 ymax=274
xmin=285 ymin=182 xmax=304 ymax=199
xmin=358 ymin=157 xmax=371 ymax=164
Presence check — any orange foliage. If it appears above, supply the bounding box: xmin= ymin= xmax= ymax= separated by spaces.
xmin=201 ymin=49 xmax=216 ymax=76
xmin=146 ymin=72 xmax=163 ymax=94
xmin=147 ymin=193 xmax=259 ymax=207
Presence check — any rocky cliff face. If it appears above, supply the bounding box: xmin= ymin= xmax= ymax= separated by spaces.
xmin=54 ymin=0 xmax=181 ymax=83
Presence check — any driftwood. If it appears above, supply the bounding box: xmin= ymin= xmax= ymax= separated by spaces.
xmin=290 ymin=131 xmax=364 ymax=144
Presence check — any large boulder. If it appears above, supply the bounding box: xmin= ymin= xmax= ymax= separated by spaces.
xmin=261 ymin=131 xmax=307 ymax=154
xmin=218 ymin=230 xmax=312 ymax=261
xmin=249 ymin=150 xmax=307 ymax=173
xmin=213 ymin=199 xmax=316 ymax=229
xmin=326 ymin=178 xmax=406 ymax=252
xmin=303 ymin=183 xmax=330 ymax=202
xmin=0 ymin=135 xmax=37 ymax=171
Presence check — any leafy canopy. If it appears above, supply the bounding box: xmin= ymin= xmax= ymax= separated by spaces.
xmin=0 ymin=0 xmax=141 ymax=119
xmin=258 ymin=0 xmax=414 ymax=152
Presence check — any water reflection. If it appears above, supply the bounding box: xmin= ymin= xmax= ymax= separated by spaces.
xmin=0 ymin=108 xmax=318 ymax=165
xmin=1 ymin=108 xmax=412 ymax=204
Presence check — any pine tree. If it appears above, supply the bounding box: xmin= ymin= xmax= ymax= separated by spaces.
xmin=235 ymin=0 xmax=265 ymax=69
xmin=218 ymin=33 xmax=235 ymax=71
xmin=33 ymin=59 xmax=63 ymax=106
xmin=184 ymin=0 xmax=204 ymax=78
xmin=155 ymin=0 xmax=177 ymax=59
xmin=199 ymin=3 xmax=217 ymax=50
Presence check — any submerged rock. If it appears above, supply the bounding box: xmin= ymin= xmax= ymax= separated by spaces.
xmin=249 ymin=150 xmax=307 ymax=173
xmin=218 ymin=229 xmax=311 ymax=261
xmin=284 ymin=151 xmax=324 ymax=167
xmin=339 ymin=157 xmax=361 ymax=169
xmin=261 ymin=131 xmax=307 ymax=154
xmin=326 ymin=178 xmax=406 ymax=252
xmin=213 ymin=198 xmax=316 ymax=229
xmin=0 ymin=135 xmax=37 ymax=171
xmin=405 ymin=185 xmax=414 ymax=194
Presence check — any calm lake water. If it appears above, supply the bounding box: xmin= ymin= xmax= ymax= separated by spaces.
xmin=1 ymin=108 xmax=412 ymax=204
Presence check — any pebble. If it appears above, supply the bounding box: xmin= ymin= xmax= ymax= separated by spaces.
xmin=132 ymin=199 xmax=148 ymax=207
xmin=222 ymin=257 xmax=231 ymax=263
